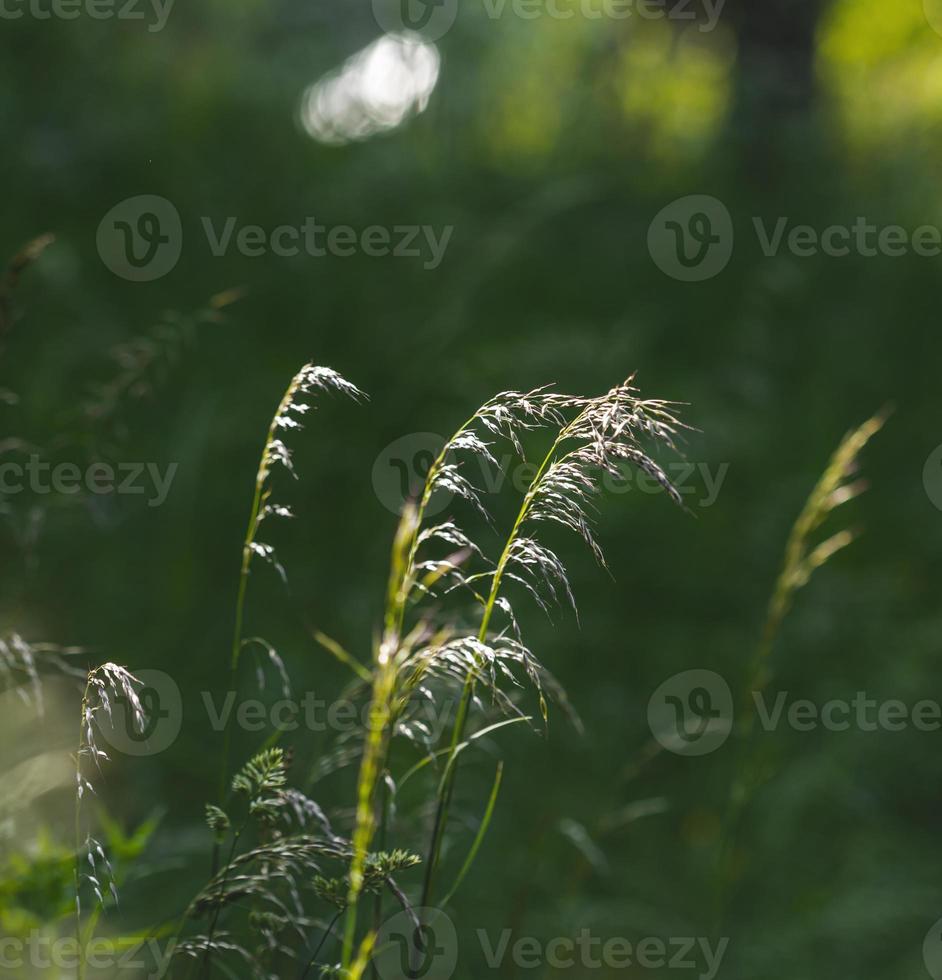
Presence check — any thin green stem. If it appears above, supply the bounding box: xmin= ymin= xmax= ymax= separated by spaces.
xmin=74 ymin=679 xmax=90 ymax=980
xmin=218 ymin=374 xmax=304 ymax=809
xmin=199 ymin=822 xmax=246 ymax=980
xmin=420 ymin=428 xmax=567 ymax=907
xmin=301 ymin=910 xmax=343 ymax=980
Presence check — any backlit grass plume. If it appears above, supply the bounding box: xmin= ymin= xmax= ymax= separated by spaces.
xmin=74 ymin=663 xmax=146 ymax=980
xmin=151 ymin=365 xmax=687 ymax=980
xmin=340 ymin=377 xmax=687 ymax=972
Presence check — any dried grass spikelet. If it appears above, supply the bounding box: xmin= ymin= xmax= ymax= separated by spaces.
xmin=0 ymin=633 xmax=86 ymax=716
xmin=73 ymin=662 xmax=146 ymax=980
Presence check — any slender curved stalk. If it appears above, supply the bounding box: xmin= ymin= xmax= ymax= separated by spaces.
xmin=419 ymin=426 xmax=569 ymax=907
xmin=301 ymin=910 xmax=343 ymax=980
xmin=716 ymin=410 xmax=886 ymax=919
xmin=219 ymin=375 xmax=305 ymax=806
xmin=199 ymin=823 xmax=246 ymax=980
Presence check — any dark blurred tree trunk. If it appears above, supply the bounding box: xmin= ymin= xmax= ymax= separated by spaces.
xmin=725 ymin=0 xmax=827 ymax=185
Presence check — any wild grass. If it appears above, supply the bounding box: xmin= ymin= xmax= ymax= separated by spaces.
xmin=73 ymin=664 xmax=146 ymax=980
xmin=717 ymin=409 xmax=887 ymax=917
xmin=152 ymin=363 xmax=688 ymax=979
xmin=0 ymin=330 xmax=890 ymax=979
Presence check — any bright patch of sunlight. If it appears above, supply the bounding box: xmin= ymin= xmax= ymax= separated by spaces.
xmin=615 ymin=21 xmax=735 ymax=164
xmin=478 ymin=19 xmax=592 ymax=168
xmin=818 ymin=0 xmax=942 ymax=151
xmin=299 ymin=33 xmax=440 ymax=146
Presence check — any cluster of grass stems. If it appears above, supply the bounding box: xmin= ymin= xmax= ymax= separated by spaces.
xmin=0 ymin=318 xmax=885 ymax=977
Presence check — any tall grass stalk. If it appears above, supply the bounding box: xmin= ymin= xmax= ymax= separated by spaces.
xmin=717 ymin=410 xmax=887 ymax=913
xmin=419 ymin=382 xmax=684 ymax=907
xmin=341 ymin=505 xmax=418 ymax=973
xmin=218 ymin=364 xmax=365 ymax=806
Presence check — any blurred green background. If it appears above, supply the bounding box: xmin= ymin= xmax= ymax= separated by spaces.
xmin=2 ymin=0 xmax=942 ymax=976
